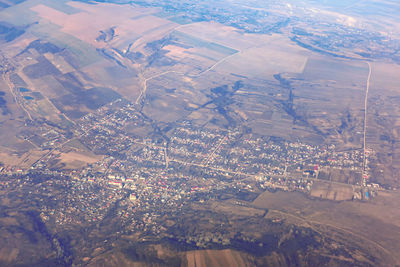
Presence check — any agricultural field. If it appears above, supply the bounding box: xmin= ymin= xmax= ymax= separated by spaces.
xmin=0 ymin=0 xmax=400 ymax=266
xmin=0 ymin=0 xmax=398 ymax=194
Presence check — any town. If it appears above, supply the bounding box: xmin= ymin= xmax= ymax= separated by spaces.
xmin=0 ymin=98 xmax=379 ymax=235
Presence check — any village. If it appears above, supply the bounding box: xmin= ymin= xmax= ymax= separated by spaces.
xmin=0 ymin=99 xmax=379 ymax=232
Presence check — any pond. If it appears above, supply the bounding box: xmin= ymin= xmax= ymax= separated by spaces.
xmin=19 ymin=87 xmax=30 ymax=92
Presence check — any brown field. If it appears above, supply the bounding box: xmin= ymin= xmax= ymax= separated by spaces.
xmin=1 ymin=34 xmax=37 ymax=57
xmin=0 ymin=74 xmax=44 ymax=167
xmin=31 ymin=2 xmax=177 ymax=50
xmin=178 ymin=21 xmax=278 ymax=51
xmin=185 ymin=249 xmax=251 ymax=267
xmin=364 ymin=61 xmax=400 ymax=185
xmin=51 ymin=139 xmax=103 ymax=169
xmin=300 ymin=56 xmax=368 ymax=85
xmin=214 ymin=43 xmax=307 ymax=79
xmin=0 ymin=148 xmax=45 ymax=167
xmin=310 ymin=180 xmax=354 ymax=201
xmin=177 ymin=22 xmax=308 ymax=76
xmin=22 ymin=74 xmax=69 ymax=99
xmin=43 ymin=52 xmax=76 ymax=74
xmin=58 ymin=151 xmax=102 ymax=169
xmin=81 ymin=61 xmax=141 ymax=101
xmin=0 ymin=247 xmax=19 ymax=264
xmin=194 ymin=199 xmax=265 ymax=218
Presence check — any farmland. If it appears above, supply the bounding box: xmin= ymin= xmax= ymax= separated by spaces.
xmin=0 ymin=0 xmax=400 ymax=266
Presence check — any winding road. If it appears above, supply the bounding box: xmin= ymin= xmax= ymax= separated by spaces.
xmin=134 ymin=50 xmax=241 ymax=108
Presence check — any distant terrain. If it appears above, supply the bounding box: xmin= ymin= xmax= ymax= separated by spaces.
xmin=0 ymin=0 xmax=400 ymax=266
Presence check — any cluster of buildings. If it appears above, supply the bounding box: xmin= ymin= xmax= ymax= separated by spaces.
xmin=0 ymin=97 xmax=381 ymax=234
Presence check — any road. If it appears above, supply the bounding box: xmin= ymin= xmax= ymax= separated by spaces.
xmin=203 ymin=136 xmax=228 ymax=166
xmin=2 ymin=71 xmax=33 ymax=121
xmin=30 ymin=99 xmax=121 ymax=167
xmin=363 ymin=62 xmax=372 ymax=174
xmin=130 ymin=139 xmax=362 ymax=188
xmin=135 ymin=70 xmax=183 ymax=106
xmin=189 ymin=50 xmax=241 ymax=77
xmin=2 ymin=56 xmax=78 ymax=126
xmin=164 ymin=146 xmax=169 ymax=169
xmin=134 ymin=49 xmax=241 ymax=106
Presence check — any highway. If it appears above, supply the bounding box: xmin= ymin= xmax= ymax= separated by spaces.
xmin=363 ymin=62 xmax=372 ymax=174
